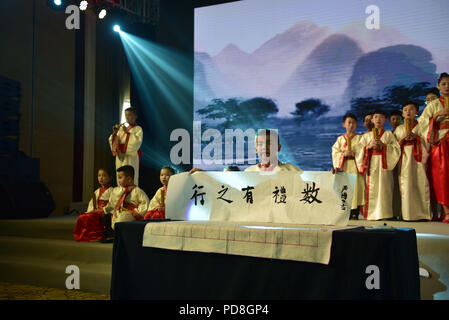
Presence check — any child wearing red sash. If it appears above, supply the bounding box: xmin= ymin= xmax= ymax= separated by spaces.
xmin=355 ymin=110 xmax=401 ymax=220
xmin=73 ymin=168 xmax=113 ymax=242
xmin=101 ymin=165 xmax=150 ymax=242
xmin=145 ymin=166 xmax=175 ymax=220
xmin=414 ymin=73 xmax=449 ymax=223
xmin=109 ymin=108 xmax=143 ymax=185
xmin=394 ymin=101 xmax=431 ymax=221
xmin=331 ymin=113 xmax=365 ymax=219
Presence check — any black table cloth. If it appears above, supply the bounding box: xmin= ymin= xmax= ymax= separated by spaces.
xmin=110 ymin=220 xmax=420 ymax=300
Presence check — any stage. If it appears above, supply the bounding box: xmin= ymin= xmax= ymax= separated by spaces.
xmin=0 ymin=215 xmax=447 ymax=299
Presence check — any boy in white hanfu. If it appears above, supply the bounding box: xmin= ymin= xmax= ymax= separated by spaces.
xmin=109 ymin=107 xmax=143 ymax=185
xmin=102 ymin=165 xmax=149 ymax=241
xmin=394 ymin=101 xmax=431 ymax=221
xmin=355 ymin=110 xmax=401 ymax=220
xmin=331 ymin=113 xmax=365 ymax=219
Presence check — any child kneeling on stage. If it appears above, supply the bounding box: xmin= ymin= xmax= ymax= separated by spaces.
xmin=101 ymin=165 xmax=150 ymax=242
xmin=73 ymin=168 xmax=113 ymax=242
xmin=145 ymin=166 xmax=175 ymax=220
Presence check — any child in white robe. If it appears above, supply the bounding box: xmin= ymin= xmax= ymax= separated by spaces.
xmin=394 ymin=101 xmax=431 ymax=221
xmin=109 ymin=107 xmax=143 ymax=185
xmin=145 ymin=166 xmax=175 ymax=220
xmin=331 ymin=113 xmax=365 ymax=219
xmin=73 ymin=168 xmax=113 ymax=242
xmin=355 ymin=110 xmax=401 ymax=220
xmin=103 ymin=165 xmax=150 ymax=239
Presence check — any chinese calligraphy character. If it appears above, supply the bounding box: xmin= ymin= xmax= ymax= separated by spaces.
xmin=300 ymin=182 xmax=322 ymax=204
xmin=341 ymin=185 xmax=348 ymax=210
xmin=217 ymin=185 xmax=233 ymax=203
xmin=273 ymin=186 xmax=287 ymax=204
xmin=242 ymin=186 xmax=255 ymax=204
xmin=191 ymin=184 xmax=205 ymax=206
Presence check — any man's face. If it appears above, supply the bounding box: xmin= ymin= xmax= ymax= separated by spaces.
xmin=255 ymin=133 xmax=280 ymax=164
xmin=402 ymin=104 xmax=418 ymax=120
xmin=343 ymin=117 xmax=357 ymax=133
xmin=363 ymin=115 xmax=374 ymax=131
xmin=389 ymin=115 xmax=402 ymax=128
xmin=372 ymin=113 xmax=386 ymax=128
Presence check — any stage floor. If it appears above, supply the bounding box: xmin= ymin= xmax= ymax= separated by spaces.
xmin=0 ymin=215 xmax=447 ymax=299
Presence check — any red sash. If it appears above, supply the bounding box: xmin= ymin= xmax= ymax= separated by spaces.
xmin=93 ymin=186 xmax=111 ymax=210
xmin=337 ymin=133 xmax=358 ymax=172
xmin=360 ymin=129 xmax=387 ymax=175
xmin=400 ymin=121 xmax=422 ymax=163
xmin=112 ymin=125 xmax=142 ymax=167
xmin=114 ymin=187 xmax=142 ymax=220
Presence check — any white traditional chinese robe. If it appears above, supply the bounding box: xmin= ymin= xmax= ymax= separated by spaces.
xmin=103 ymin=186 xmax=149 ymax=229
xmin=148 ymin=186 xmax=166 ymax=211
xmin=331 ymin=134 xmax=365 ymax=209
xmin=394 ymin=124 xmax=431 ymax=221
xmin=109 ymin=124 xmax=143 ymax=185
xmin=245 ymin=161 xmax=303 ymax=173
xmin=86 ymin=186 xmax=113 ymax=213
xmin=355 ymin=129 xmax=401 ymax=220
xmin=413 ymin=98 xmax=449 ymax=207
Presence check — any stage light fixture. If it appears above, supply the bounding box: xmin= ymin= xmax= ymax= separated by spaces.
xmin=54 ymin=0 xmax=62 ymax=5
xmin=79 ymin=1 xmax=88 ymax=11
xmin=113 ymin=24 xmax=121 ymax=32
xmin=99 ymin=8 xmax=107 ymax=19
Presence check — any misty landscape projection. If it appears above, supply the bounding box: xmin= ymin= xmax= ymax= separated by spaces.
xmin=194 ymin=0 xmax=449 ymax=170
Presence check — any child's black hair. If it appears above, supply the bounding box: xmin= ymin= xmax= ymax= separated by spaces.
xmin=425 ymin=87 xmax=440 ymax=98
xmin=401 ymin=101 xmax=419 ymax=112
xmin=117 ymin=165 xmax=135 ymax=179
xmin=438 ymin=72 xmax=449 ymax=84
xmin=343 ymin=113 xmax=357 ymax=123
xmin=161 ymin=166 xmax=175 ymax=175
xmin=372 ymin=109 xmax=387 ymax=117
xmin=125 ymin=107 xmax=138 ymax=116
xmin=389 ymin=110 xmax=402 ymax=118
xmin=224 ymin=166 xmax=240 ymax=171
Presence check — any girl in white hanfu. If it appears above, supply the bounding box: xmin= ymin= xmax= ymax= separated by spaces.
xmin=109 ymin=107 xmax=143 ymax=185
xmin=144 ymin=166 xmax=175 ymax=220
xmin=331 ymin=113 xmax=365 ymax=218
xmin=413 ymin=73 xmax=449 ymax=223
xmin=354 ymin=110 xmax=401 ymax=220
xmin=394 ymin=101 xmax=431 ymax=221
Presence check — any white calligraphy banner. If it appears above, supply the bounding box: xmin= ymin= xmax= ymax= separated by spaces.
xmin=165 ymin=171 xmax=356 ymax=226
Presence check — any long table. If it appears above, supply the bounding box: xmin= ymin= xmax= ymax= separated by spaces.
xmin=110 ymin=220 xmax=420 ymax=300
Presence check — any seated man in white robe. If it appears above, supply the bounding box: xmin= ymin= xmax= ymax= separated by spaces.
xmin=244 ymin=129 xmax=302 ymax=172
xmin=189 ymin=129 xmax=302 ymax=173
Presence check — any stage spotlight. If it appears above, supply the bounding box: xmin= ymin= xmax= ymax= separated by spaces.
xmin=79 ymin=1 xmax=88 ymax=11
xmin=113 ymin=25 xmax=121 ymax=32
xmin=99 ymin=8 xmax=107 ymax=19
xmin=54 ymin=0 xmax=62 ymax=5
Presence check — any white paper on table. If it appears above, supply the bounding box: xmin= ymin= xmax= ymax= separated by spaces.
xmin=165 ymin=171 xmax=355 ymax=226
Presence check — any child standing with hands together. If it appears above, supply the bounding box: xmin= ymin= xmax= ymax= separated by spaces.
xmin=356 ymin=110 xmax=401 ymax=220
